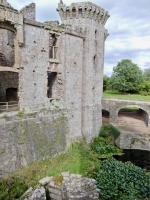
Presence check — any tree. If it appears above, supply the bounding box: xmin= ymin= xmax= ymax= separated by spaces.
xmin=111 ymin=59 xmax=143 ymax=93
xmin=143 ymin=67 xmax=150 ymax=81
xmin=103 ymin=75 xmax=110 ymax=91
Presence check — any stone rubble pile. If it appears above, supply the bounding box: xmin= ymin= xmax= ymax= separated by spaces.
xmin=21 ymin=172 xmax=99 ymax=200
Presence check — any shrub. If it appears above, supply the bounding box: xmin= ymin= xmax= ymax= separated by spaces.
xmin=90 ymin=137 xmax=123 ymax=158
xmin=0 ymin=176 xmax=28 ymax=200
xmin=139 ymin=91 xmax=148 ymax=96
xmin=99 ymin=124 xmax=120 ymax=144
xmin=94 ymin=158 xmax=150 ymax=200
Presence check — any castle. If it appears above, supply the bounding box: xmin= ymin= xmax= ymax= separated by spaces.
xmin=0 ymin=0 xmax=109 ymax=175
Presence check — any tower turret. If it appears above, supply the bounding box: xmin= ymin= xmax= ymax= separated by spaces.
xmin=58 ymin=1 xmax=110 ymax=142
xmin=57 ymin=2 xmax=109 ymax=25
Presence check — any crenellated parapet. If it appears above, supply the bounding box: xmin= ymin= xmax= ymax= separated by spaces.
xmin=57 ymin=1 xmax=110 ymax=24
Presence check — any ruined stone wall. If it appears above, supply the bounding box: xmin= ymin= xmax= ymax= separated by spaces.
xmin=22 ymin=173 xmax=99 ymax=200
xmin=21 ymin=3 xmax=36 ymax=20
xmin=0 ymin=28 xmax=15 ymax=67
xmin=115 ymin=125 xmax=150 ymax=151
xmin=19 ymin=24 xmax=50 ymax=112
xmin=0 ymin=71 xmax=18 ymax=101
xmin=0 ymin=109 xmax=68 ymax=177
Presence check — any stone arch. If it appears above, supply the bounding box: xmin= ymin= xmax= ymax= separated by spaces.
xmin=117 ymin=105 xmax=149 ymax=127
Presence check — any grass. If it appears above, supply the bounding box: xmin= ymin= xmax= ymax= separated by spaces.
xmin=0 ymin=143 xmax=99 ymax=199
xmin=103 ymin=90 xmax=150 ymax=102
xmin=121 ymin=107 xmax=139 ymax=111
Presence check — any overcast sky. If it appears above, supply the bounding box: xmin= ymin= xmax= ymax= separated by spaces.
xmin=8 ymin=0 xmax=150 ymax=76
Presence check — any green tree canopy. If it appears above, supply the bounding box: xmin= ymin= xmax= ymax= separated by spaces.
xmin=103 ymin=75 xmax=110 ymax=91
xmin=111 ymin=59 xmax=143 ymax=93
xmin=143 ymin=67 xmax=150 ymax=81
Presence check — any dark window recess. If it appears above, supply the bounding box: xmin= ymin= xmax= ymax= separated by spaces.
xmin=49 ymin=34 xmax=58 ymax=59
xmin=0 ymin=53 xmax=7 ymax=66
xmin=6 ymin=88 xmax=18 ymax=101
xmin=47 ymin=72 xmax=57 ymax=98
xmin=93 ymin=55 xmax=97 ymax=68
xmin=95 ymin=30 xmax=97 ymax=39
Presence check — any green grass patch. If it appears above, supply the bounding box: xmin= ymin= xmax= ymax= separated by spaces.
xmin=0 ymin=143 xmax=99 ymax=199
xmin=121 ymin=107 xmax=139 ymax=111
xmin=103 ymin=90 xmax=150 ymax=102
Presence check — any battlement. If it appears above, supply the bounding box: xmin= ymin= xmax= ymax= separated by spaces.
xmin=57 ymin=1 xmax=110 ymax=24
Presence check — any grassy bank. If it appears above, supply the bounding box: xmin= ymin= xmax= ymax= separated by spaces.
xmin=0 ymin=142 xmax=100 ymax=200
xmin=0 ymin=128 xmax=149 ymax=200
xmin=103 ymin=91 xmax=150 ymax=102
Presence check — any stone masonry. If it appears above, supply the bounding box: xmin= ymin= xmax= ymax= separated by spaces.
xmin=0 ymin=0 xmax=109 ymax=175
xmin=102 ymin=98 xmax=150 ymax=127
xmin=21 ymin=172 xmax=99 ymax=200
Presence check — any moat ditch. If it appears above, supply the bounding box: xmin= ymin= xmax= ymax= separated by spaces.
xmin=102 ymin=108 xmax=150 ymax=171
xmin=114 ymin=149 xmax=150 ymax=171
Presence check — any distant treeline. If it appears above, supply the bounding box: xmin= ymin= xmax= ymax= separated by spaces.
xmin=103 ymin=59 xmax=150 ymax=95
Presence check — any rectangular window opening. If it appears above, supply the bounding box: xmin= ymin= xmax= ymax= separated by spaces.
xmin=47 ymin=72 xmax=57 ymax=98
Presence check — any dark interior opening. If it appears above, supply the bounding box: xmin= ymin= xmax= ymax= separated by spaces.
xmin=6 ymin=88 xmax=18 ymax=101
xmin=102 ymin=109 xmax=110 ymax=125
xmin=114 ymin=149 xmax=150 ymax=171
xmin=47 ymin=72 xmax=57 ymax=98
xmin=0 ymin=53 xmax=7 ymax=66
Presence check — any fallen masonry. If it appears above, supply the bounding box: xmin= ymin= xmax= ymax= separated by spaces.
xmin=21 ymin=172 xmax=99 ymax=200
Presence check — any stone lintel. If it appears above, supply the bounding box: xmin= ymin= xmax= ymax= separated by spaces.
xmin=0 ymin=66 xmax=19 ymax=73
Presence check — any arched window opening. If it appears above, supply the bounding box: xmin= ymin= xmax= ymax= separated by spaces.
xmin=102 ymin=109 xmax=110 ymax=125
xmin=49 ymin=34 xmax=58 ymax=59
xmin=118 ymin=107 xmax=148 ymax=127
xmin=47 ymin=72 xmax=57 ymax=98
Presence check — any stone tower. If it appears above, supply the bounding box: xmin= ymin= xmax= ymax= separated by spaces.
xmin=57 ymin=2 xmax=109 ymax=142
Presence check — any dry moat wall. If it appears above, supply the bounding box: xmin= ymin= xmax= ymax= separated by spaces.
xmin=0 ymin=109 xmax=69 ymax=177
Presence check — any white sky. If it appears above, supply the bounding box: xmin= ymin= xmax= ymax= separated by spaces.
xmin=7 ymin=0 xmax=150 ymax=76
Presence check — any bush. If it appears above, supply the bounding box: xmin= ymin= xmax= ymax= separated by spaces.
xmin=139 ymin=91 xmax=148 ymax=96
xmin=94 ymin=158 xmax=150 ymax=200
xmin=90 ymin=137 xmax=123 ymax=158
xmin=99 ymin=124 xmax=120 ymax=144
xmin=0 ymin=176 xmax=28 ymax=200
